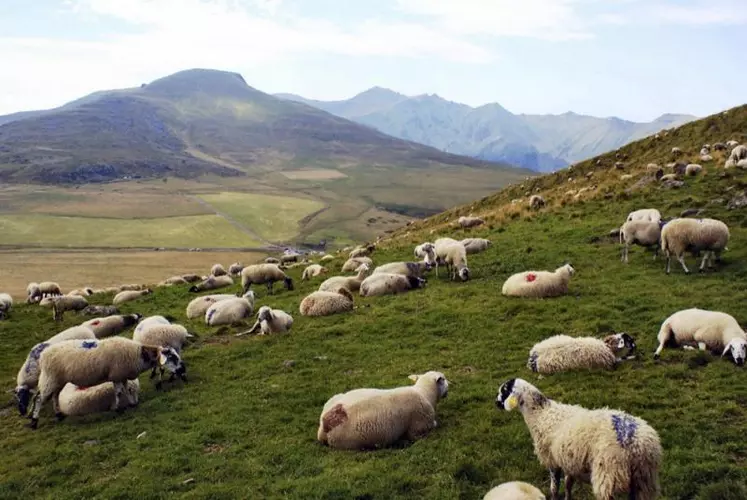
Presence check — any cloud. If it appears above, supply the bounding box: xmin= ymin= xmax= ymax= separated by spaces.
xmin=647 ymin=2 xmax=747 ymax=25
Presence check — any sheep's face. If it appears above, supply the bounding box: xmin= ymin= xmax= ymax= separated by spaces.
xmin=495 ymin=378 xmax=539 ymax=412
xmin=15 ymin=386 xmax=30 ymax=416
xmin=564 ymin=264 xmax=575 ymax=276
xmin=159 ymin=347 xmax=187 ymax=380
xmin=409 ymin=371 xmax=449 ymax=400
xmin=458 ymin=268 xmax=470 ymax=281
xmin=609 ymin=333 xmax=636 ymax=354
xmin=722 ymin=339 xmax=746 ymax=366
xmin=258 ymin=306 xmax=273 ymax=322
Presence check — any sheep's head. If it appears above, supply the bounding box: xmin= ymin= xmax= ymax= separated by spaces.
xmin=604 ymin=332 xmax=637 ymax=355
xmin=284 ymin=277 xmax=294 ymax=291
xmin=257 ymin=306 xmax=273 ymax=323
xmin=722 ymin=338 xmax=746 ymax=366
xmin=407 ymin=276 xmax=427 ymax=289
xmin=561 ymin=263 xmax=575 ymax=277
xmin=242 ymin=290 xmax=256 ymax=302
xmin=159 ymin=347 xmax=187 ymax=381
xmin=495 ymin=378 xmax=547 ymax=412
xmin=408 ymin=371 xmax=449 ymax=400
xmin=15 ymin=385 xmax=31 ymax=416
xmin=457 ymin=267 xmax=470 ymax=281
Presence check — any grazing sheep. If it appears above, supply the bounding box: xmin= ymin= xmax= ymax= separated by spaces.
xmin=80 ymin=305 xmax=120 ymax=317
xmin=529 ymin=195 xmax=546 ymax=210
xmin=685 ymin=164 xmax=702 ymax=176
xmin=528 ymin=333 xmax=637 ymax=374
xmin=502 ymin=264 xmax=575 ymax=298
xmin=495 ymin=378 xmax=662 ymax=500
xmin=51 ymin=295 xmax=89 ymax=321
xmin=0 ymin=293 xmax=12 ymax=320
xmin=39 ymin=281 xmax=62 ymax=298
xmin=342 ymin=256 xmax=374 ymax=272
xmin=29 ymin=337 xmax=185 ymax=429
xmin=460 ymin=238 xmax=491 ymax=255
xmin=359 ymin=273 xmax=426 ymax=297
xmin=210 ymin=263 xmax=227 ymax=277
xmin=26 ymin=282 xmax=41 ymax=303
xmin=133 ymin=322 xmax=193 ymax=389
xmin=653 ymin=308 xmax=747 ymax=365
xmin=237 ymin=306 xmax=294 ymax=336
xmin=319 ymin=263 xmax=371 ymax=293
xmin=134 ymin=315 xmax=172 ymax=337
xmin=458 ymin=216 xmax=485 ymax=228
xmin=228 ymin=262 xmax=244 ymax=276
xmin=620 ymin=220 xmax=665 ymax=263
xmin=483 ymin=482 xmax=546 ymax=500
xmin=205 ymin=294 xmax=255 ymax=326
xmin=434 ymin=238 xmax=470 ymax=281
xmin=185 ymin=293 xmax=239 ymax=319
xmin=241 ymin=264 xmax=294 ymax=295
xmin=317 ymin=371 xmax=449 ymax=450
xmin=188 ymin=275 xmax=233 ymax=293
xmin=158 ymin=276 xmax=187 ymax=286
xmin=181 ymin=274 xmax=202 ymax=283
xmin=372 ymin=261 xmax=431 ymax=278
xmin=82 ymin=314 xmax=143 ymax=339
xmin=112 ymin=289 xmax=153 ymax=305
xmin=265 ymin=257 xmax=280 ymax=264
xmin=660 ymin=217 xmax=729 ymax=274
xmin=58 ymin=379 xmax=140 ymax=417
xmin=300 ymin=287 xmax=354 ymax=317
xmin=350 ymin=244 xmax=375 ymax=258
xmin=302 ymin=264 xmax=329 ymax=281
xmin=14 ymin=326 xmax=97 ymax=416
xmin=626 ymin=208 xmax=661 ymax=224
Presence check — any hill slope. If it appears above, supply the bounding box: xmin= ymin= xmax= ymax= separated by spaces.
xmin=277 ymin=89 xmax=697 ymax=172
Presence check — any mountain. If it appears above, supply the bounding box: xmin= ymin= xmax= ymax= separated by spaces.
xmin=276 ymin=89 xmax=697 ymax=172
xmin=0 ymin=69 xmax=514 ymax=184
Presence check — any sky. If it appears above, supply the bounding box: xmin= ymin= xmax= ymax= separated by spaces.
xmin=1 ymin=0 xmax=745 ymax=121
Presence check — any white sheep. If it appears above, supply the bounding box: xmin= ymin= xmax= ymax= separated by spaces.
xmin=529 ymin=195 xmax=546 ymax=210
xmin=82 ymin=314 xmax=143 ymax=339
xmin=228 ymin=262 xmax=244 ymax=276
xmin=414 ymin=242 xmax=435 ymax=261
xmin=457 ymin=216 xmax=485 ymax=228
xmin=0 ymin=293 xmax=12 ymax=320
xmin=28 ymin=337 xmax=185 ymax=429
xmin=320 ymin=254 xmax=335 ymax=263
xmin=300 ymin=287 xmax=354 ymax=317
xmin=112 ymin=289 xmax=152 ymax=305
xmin=528 ymin=333 xmax=637 ymax=374
xmin=495 ymin=378 xmax=662 ymax=500
xmin=350 ymin=244 xmax=375 ymax=258
xmin=671 ymin=146 xmax=682 ymax=155
xmin=318 ymin=263 xmax=371 ymax=293
xmin=38 ymin=281 xmax=62 ymax=298
xmin=372 ymin=261 xmax=432 ymax=278
xmin=118 ymin=284 xmax=146 ymax=291
xmin=660 ymin=217 xmax=729 ymax=274
xmin=626 ymin=208 xmax=661 ymax=224
xmin=185 ymin=293 xmax=239 ymax=319
xmin=237 ymin=306 xmax=294 ymax=336
xmin=158 ymin=276 xmax=187 ymax=287
xmin=483 ymin=482 xmax=546 ymax=500
xmin=685 ymin=164 xmax=702 ymax=176
xmin=68 ymin=287 xmax=94 ymax=297
xmin=240 ymin=264 xmax=294 ymax=295
xmin=359 ymin=273 xmax=427 ymax=297
xmin=26 ymin=282 xmax=41 ymax=303
xmin=502 ymin=264 xmax=575 ymax=298
xmin=434 ymin=238 xmax=470 ymax=281
xmin=58 ymin=379 xmax=140 ymax=417
xmin=205 ymin=293 xmax=255 ymax=326
xmin=188 ymin=275 xmax=233 ymax=293
xmin=134 ymin=315 xmax=171 ymax=337
xmin=302 ymin=264 xmax=328 ymax=281
xmin=653 ymin=308 xmax=747 ymax=365
xmin=317 ymin=371 xmax=449 ymax=450
xmin=80 ymin=305 xmax=120 ymax=317
xmin=51 ymin=295 xmax=89 ymax=321
xmin=210 ymin=263 xmax=228 ymax=277
xmin=729 ymin=144 xmax=747 ymax=163
xmin=342 ymin=256 xmax=373 ymax=272
xmin=460 ymin=238 xmax=492 ymax=255
xmin=619 ymin=220 xmax=664 ymax=263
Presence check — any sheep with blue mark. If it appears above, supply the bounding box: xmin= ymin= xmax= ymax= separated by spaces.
xmin=528 ymin=333 xmax=637 ymax=375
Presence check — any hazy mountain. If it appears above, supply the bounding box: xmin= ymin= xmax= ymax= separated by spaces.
xmin=277 ymin=89 xmax=697 ymax=172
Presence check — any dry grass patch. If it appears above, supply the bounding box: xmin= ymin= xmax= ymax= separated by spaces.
xmin=280 ymin=169 xmax=348 ymax=180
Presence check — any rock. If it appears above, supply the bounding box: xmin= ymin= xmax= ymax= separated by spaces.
xmin=680 ymin=208 xmax=701 ymax=217
xmin=282 ymin=360 xmax=296 ymax=368
xmin=662 ymin=180 xmax=684 ymax=189
xmin=727 ymin=192 xmax=747 ymax=210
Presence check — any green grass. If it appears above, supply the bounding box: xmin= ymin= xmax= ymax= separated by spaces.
xmin=197 ymin=192 xmax=326 ymax=242
xmin=0 ymin=214 xmax=261 ymax=248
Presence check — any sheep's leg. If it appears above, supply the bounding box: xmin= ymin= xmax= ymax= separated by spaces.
xmin=564 ymin=475 xmax=574 ymax=500
xmin=699 ymin=251 xmax=710 ymax=272
xmin=236 ymin=320 xmax=261 ymax=337
xmin=549 ymin=468 xmax=562 ymax=500
xmin=653 ymin=245 xmax=659 ymax=260
xmin=621 ymin=244 xmax=628 ymax=263
xmin=149 ymin=366 xmax=157 ymax=379
xmin=155 ymin=368 xmax=165 ymax=390
xmin=52 ymin=392 xmax=65 ymax=422
xmin=29 ymin=386 xmax=54 ymax=429
xmin=677 ymin=253 xmax=690 ymax=274
xmin=266 ymin=281 xmax=273 ymax=295
xmin=665 ymin=251 xmax=671 ymax=274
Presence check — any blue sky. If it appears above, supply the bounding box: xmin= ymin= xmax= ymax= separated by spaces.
xmin=1 ymin=0 xmax=745 ymax=121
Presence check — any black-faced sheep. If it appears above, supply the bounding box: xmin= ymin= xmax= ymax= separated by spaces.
xmin=359 ymin=273 xmax=426 ymax=297
xmin=237 ymin=306 xmax=294 ymax=336
xmin=528 ymin=333 xmax=637 ymax=374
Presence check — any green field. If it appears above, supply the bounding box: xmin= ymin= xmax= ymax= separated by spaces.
xmin=0 ymin=214 xmax=261 ymax=248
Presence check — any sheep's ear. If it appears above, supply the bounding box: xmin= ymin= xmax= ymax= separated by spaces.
xmin=408 ymin=374 xmax=419 ymax=382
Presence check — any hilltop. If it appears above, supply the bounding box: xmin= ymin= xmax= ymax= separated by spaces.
xmin=277 ymin=88 xmax=697 ymax=172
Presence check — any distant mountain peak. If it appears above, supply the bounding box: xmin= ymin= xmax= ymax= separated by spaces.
xmin=144 ymin=68 xmax=256 ymax=98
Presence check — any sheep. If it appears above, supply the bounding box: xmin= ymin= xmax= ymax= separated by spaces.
xmin=685 ymin=163 xmax=702 ymax=176
xmin=502 ymin=264 xmax=575 ymax=298
xmin=460 ymin=238 xmax=492 ymax=255
xmin=26 ymin=282 xmax=41 ymax=303
xmin=51 ymin=295 xmax=89 ymax=321
xmin=619 ymin=219 xmax=665 ymax=263
xmin=671 ymin=146 xmax=682 ymax=155
xmin=39 ymin=281 xmax=62 ymax=298
xmin=660 ymin=173 xmax=679 ymax=183
xmin=112 ymin=289 xmax=153 ymax=305
xmin=68 ymin=287 xmax=94 ymax=297
xmin=726 ymin=140 xmax=740 ymax=149
xmin=483 ymin=482 xmax=546 ymax=500
xmin=626 ymin=208 xmax=661 ymax=224
xmin=317 ymin=371 xmax=449 ymax=450
xmin=205 ymin=293 xmax=255 ymax=326
xmin=434 ymin=239 xmax=470 ymax=281
xmin=729 ymin=144 xmax=747 ymax=164
xmin=14 ymin=325 xmax=97 ymax=416
xmin=713 ymin=142 xmax=727 ymax=151
xmin=372 ymin=261 xmax=432 ymax=278
xmin=158 ymin=276 xmax=187 ymax=286
xmin=58 ymin=379 xmax=140 ymax=417
xmin=319 ymin=263 xmax=371 ymax=293
xmin=265 ymin=257 xmax=280 ymax=264
xmin=458 ymin=215 xmax=485 ymax=228
xmin=495 ymin=378 xmax=662 ymax=500
xmin=320 ymin=254 xmax=335 ymax=263
xmin=359 ymin=273 xmax=427 ymax=297
xmin=529 ymin=195 xmax=546 ymax=210
xmin=660 ymin=217 xmax=729 ymax=274
xmin=228 ymin=262 xmax=244 ymax=276
xmin=237 ymin=306 xmax=294 ymax=336
xmin=82 ymin=314 xmax=143 ymax=339
xmin=241 ymin=263 xmax=294 ymax=295
xmin=28 ymin=337 xmax=186 ymax=429
xmin=302 ymin=264 xmax=328 ymax=281
xmin=188 ymin=275 xmax=233 ymax=293
xmin=0 ymin=293 xmax=12 ymax=320
xmin=134 ymin=315 xmax=172 ymax=336
xmin=350 ymin=244 xmax=375 ymax=258
xmin=185 ymin=293 xmax=239 ymax=319
xmin=181 ymin=274 xmax=202 ymax=283
xmin=342 ymin=256 xmax=374 ymax=272
xmin=700 ymin=146 xmax=710 ymax=156
xmin=210 ymin=263 xmax=227 ymax=277
xmin=653 ymin=308 xmax=747 ymax=365
xmin=280 ymin=252 xmax=301 ymax=264
xmin=528 ymin=333 xmax=637 ymax=374
xmin=414 ymin=242 xmax=436 ymax=260
xmin=299 ymin=287 xmax=354 ymax=317
xmin=81 ymin=305 xmax=119 ymax=317
xmin=700 ymin=154 xmax=713 ymax=162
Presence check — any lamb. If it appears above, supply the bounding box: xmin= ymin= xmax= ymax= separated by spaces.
xmin=188 ymin=275 xmax=233 ymax=293
xmin=319 ymin=263 xmax=371 ymax=293
xmin=460 ymin=238 xmax=492 ymax=255
xmin=80 ymin=305 xmax=119 ymax=317
xmin=26 ymin=282 xmax=41 ymax=303
xmin=626 ymin=208 xmax=661 ymax=224
xmin=528 ymin=333 xmax=637 ymax=374
xmin=205 ymin=293 xmax=255 ymax=326
xmin=237 ymin=306 xmax=294 ymax=336
xmin=653 ymin=308 xmax=747 ymax=365
xmin=342 ymin=256 xmax=374 ymax=272
xmin=38 ymin=281 xmax=62 ymax=298
xmin=359 ymin=273 xmax=426 ymax=297
xmin=299 ymin=287 xmax=354 ymax=317
xmin=529 ymin=195 xmax=546 ymax=210
xmin=58 ymin=379 xmax=140 ymax=417
xmin=14 ymin=325 xmax=97 ymax=416
xmin=495 ymin=378 xmax=662 ymax=500
xmin=660 ymin=217 xmax=729 ymax=274
xmin=51 ymin=295 xmax=89 ymax=321
xmin=185 ymin=293 xmax=240 ymax=319
xmin=619 ymin=220 xmax=665 ymax=263
xmin=317 ymin=371 xmax=449 ymax=450
xmin=28 ymin=336 xmax=185 ymax=429
xmin=349 ymin=244 xmax=375 ymax=258
xmin=685 ymin=164 xmax=702 ymax=176
xmin=433 ymin=238 xmax=470 ymax=281
xmin=372 ymin=261 xmax=431 ymax=278
xmin=302 ymin=264 xmax=329 ymax=281
xmin=210 ymin=263 xmax=228 ymax=277
xmin=502 ymin=264 xmax=575 ymax=298
xmin=228 ymin=262 xmax=244 ymax=276
xmin=82 ymin=314 xmax=143 ymax=338
xmin=112 ymin=289 xmax=153 ymax=305
xmin=483 ymin=482 xmax=546 ymax=500
xmin=241 ymin=263 xmax=294 ymax=295
xmin=0 ymin=293 xmax=12 ymax=320
xmin=458 ymin=215 xmax=485 ymax=228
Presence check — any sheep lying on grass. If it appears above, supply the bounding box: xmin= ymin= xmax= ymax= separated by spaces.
xmin=502 ymin=264 xmax=575 ymax=298
xmin=372 ymin=261 xmax=432 ymax=278
xmin=660 ymin=218 xmax=729 ymax=274
xmin=205 ymin=293 xmax=255 ymax=326
xmin=460 ymin=238 xmax=491 ymax=255
xmin=528 ymin=333 xmax=637 ymax=374
xmin=59 ymin=379 xmax=140 ymax=417
xmin=80 ymin=305 xmax=120 ymax=317
xmin=241 ymin=264 xmax=294 ymax=295
xmin=317 ymin=371 xmax=449 ymax=450
xmin=342 ymin=256 xmax=374 ymax=272
xmin=134 ymin=315 xmax=172 ymax=337
xmin=457 ymin=216 xmax=484 ymax=228
xmin=83 ymin=314 xmax=143 ymax=338
xmin=188 ymin=275 xmax=233 ymax=293
xmin=495 ymin=378 xmax=662 ymax=500
xmin=113 ymin=289 xmax=152 ymax=305
xmin=302 ymin=264 xmax=328 ymax=281
xmin=483 ymin=482 xmax=545 ymax=500
xmin=185 ymin=293 xmax=241 ymax=319
xmin=350 ymin=244 xmax=375 ymax=258
xmin=210 ymin=263 xmax=227 ymax=277
xmin=318 ymin=263 xmax=371 ymax=293
xmin=653 ymin=308 xmax=747 ymax=366
xmin=237 ymin=306 xmax=294 ymax=336
xmin=359 ymin=273 xmax=426 ymax=297
xmin=300 ymin=288 xmax=354 ymax=317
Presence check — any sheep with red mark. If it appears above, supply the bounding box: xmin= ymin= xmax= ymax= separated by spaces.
xmin=502 ymin=264 xmax=575 ymax=298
